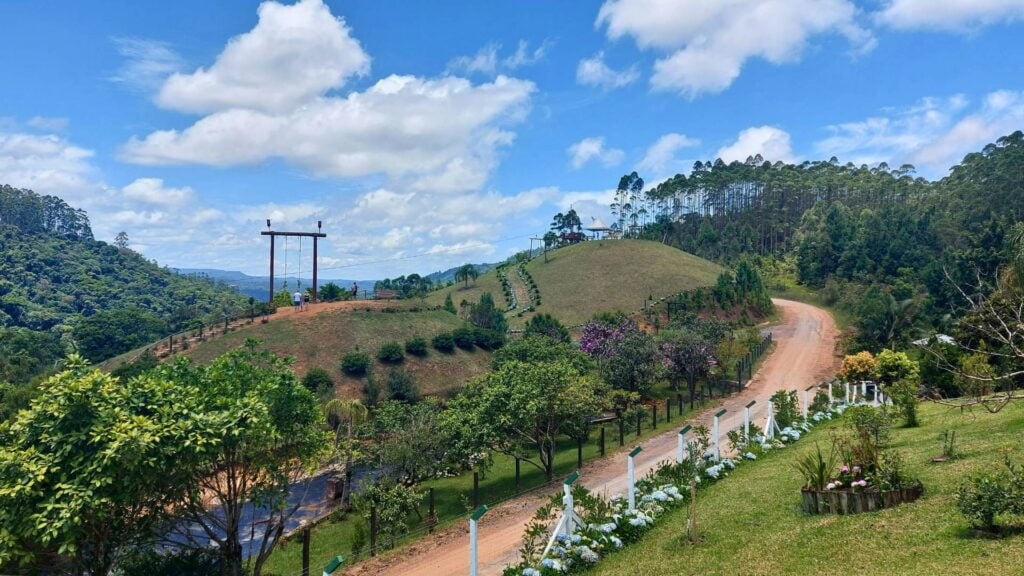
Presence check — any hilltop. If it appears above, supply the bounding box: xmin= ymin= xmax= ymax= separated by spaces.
xmin=428 ymin=239 xmax=724 ymax=327
xmin=0 ymin=185 xmax=246 ymax=384
xmin=178 ymin=305 xmax=493 ymax=399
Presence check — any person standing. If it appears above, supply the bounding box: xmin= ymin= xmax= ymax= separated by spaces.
xmin=352 ymin=282 xmax=359 ymax=300
xmin=293 ymin=290 xmax=302 ymax=311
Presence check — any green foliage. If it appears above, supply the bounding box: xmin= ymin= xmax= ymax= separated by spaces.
xmin=443 ymin=293 xmax=456 ymax=314
xmin=364 ymin=371 xmax=380 ymax=407
xmin=404 ymin=336 xmax=428 ymax=357
xmin=356 ymin=482 xmax=424 ymax=550
xmin=469 ymin=292 xmax=507 ymax=334
xmin=156 ymin=345 xmax=327 ymax=575
xmin=472 ymin=327 xmax=506 ymax=350
xmin=809 ymin=389 xmax=831 ymax=414
xmin=454 ymin=264 xmax=479 ymax=288
xmin=431 ymin=332 xmax=455 ymax=353
xmin=374 ymin=274 xmax=434 ymax=299
xmin=302 ymin=367 xmax=335 ymax=397
xmin=377 ymin=341 xmax=405 ymax=364
xmin=319 ymin=282 xmax=347 ymax=302
xmin=875 ymin=349 xmax=920 ymax=385
xmin=492 ymin=335 xmax=593 ymax=374
xmin=341 ymin=351 xmax=371 ymax=376
xmin=369 ymin=399 xmax=449 ymax=485
xmin=273 ymin=289 xmax=294 ymax=308
xmin=0 ymin=356 xmax=209 ymax=574
xmin=840 ymin=351 xmax=877 ymax=382
xmin=113 ymin=547 xmax=219 ymax=576
xmin=110 ymin=350 xmax=159 ymax=382
xmin=524 ymin=313 xmax=570 ymax=343
xmin=845 ymin=405 xmax=891 ymax=447
xmin=443 ymin=358 xmax=608 ymax=480
xmin=794 ymin=443 xmax=838 ymax=490
xmin=771 ymin=390 xmax=801 ymax=429
xmin=385 ymin=369 xmax=418 ymax=403
xmin=0 ymin=380 xmax=37 ymax=422
xmin=955 ymin=456 xmax=1024 ymax=531
xmin=452 ymin=326 xmax=476 ymax=350
xmin=73 ymin=306 xmax=168 ymax=362
xmin=601 ymin=330 xmax=658 ymax=399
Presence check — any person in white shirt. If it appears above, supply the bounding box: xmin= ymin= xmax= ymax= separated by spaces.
xmin=293 ymin=291 xmax=302 ymax=310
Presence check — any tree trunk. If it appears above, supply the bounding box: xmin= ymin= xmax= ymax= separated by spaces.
xmin=220 ymin=539 xmax=244 ymax=576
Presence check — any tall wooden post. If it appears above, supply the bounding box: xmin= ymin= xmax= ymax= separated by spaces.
xmin=312 ymin=236 xmax=318 ymax=304
xmin=301 ymin=527 xmax=310 ymax=576
xmin=268 ymin=234 xmax=275 ymax=303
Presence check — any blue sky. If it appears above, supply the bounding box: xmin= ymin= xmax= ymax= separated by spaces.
xmin=2 ymin=0 xmax=1023 ymax=279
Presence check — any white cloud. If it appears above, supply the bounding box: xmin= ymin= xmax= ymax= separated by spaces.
xmin=815 ymin=90 xmax=1024 ymax=176
xmin=157 ymin=0 xmax=369 ymax=114
xmin=567 ymin=137 xmax=625 ymax=169
xmin=638 ymin=132 xmax=700 ymax=174
xmin=447 ymin=40 xmax=550 ymax=76
xmin=108 ymin=37 xmax=184 ymax=92
xmin=596 ymin=0 xmax=873 ymax=97
xmin=0 ymin=132 xmax=97 ymax=196
xmin=576 ymin=51 xmax=639 ymax=90
xmin=120 ymin=0 xmax=535 ymax=195
xmin=122 ymin=177 xmax=195 ymax=207
xmin=717 ymin=126 xmax=795 ymax=163
xmin=875 ymin=0 xmax=1024 ymax=31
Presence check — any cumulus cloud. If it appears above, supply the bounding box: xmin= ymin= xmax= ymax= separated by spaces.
xmin=448 ymin=40 xmax=550 ymax=76
xmin=717 ymin=126 xmax=795 ymax=163
xmin=0 ymin=132 xmax=97 ymax=196
xmin=638 ymin=132 xmax=700 ymax=174
xmin=567 ymin=137 xmax=625 ymax=169
xmin=596 ymin=0 xmax=873 ymax=97
xmin=157 ymin=0 xmax=370 ymax=114
xmin=576 ymin=51 xmax=639 ymax=89
xmin=121 ymin=177 xmax=195 ymax=207
xmin=120 ymin=0 xmax=535 ymax=197
xmin=875 ymin=0 xmax=1024 ymax=31
xmin=815 ymin=90 xmax=1024 ymax=176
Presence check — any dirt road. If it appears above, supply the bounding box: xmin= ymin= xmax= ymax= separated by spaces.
xmin=348 ymin=298 xmax=840 ymax=576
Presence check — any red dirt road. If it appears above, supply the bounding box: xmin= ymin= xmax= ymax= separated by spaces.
xmin=347 ymin=298 xmax=840 ymax=576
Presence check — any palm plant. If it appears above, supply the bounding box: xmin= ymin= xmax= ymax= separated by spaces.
xmin=323 ymin=398 xmax=369 ymax=511
xmin=794 ymin=442 xmax=838 ymax=491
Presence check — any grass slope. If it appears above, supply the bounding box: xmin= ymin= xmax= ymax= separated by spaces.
xmin=428 ymin=240 xmax=723 ymax=328
xmin=592 ymin=402 xmax=1024 ymax=576
xmin=181 ymin=308 xmax=491 ymax=398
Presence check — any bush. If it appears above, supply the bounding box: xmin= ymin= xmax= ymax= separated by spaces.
xmin=364 ymin=371 xmax=380 ymax=406
xmin=845 ymin=404 xmax=891 ymax=446
xmin=452 ymin=326 xmax=476 ymax=350
xmin=770 ymin=390 xmax=801 ymax=428
xmin=524 ymin=313 xmax=570 ymax=343
xmin=405 ymin=337 xmax=428 ymax=357
xmin=115 ymin=547 xmax=219 ymax=576
xmin=809 ymin=389 xmax=831 ymax=414
xmin=386 ymin=369 xmax=418 ymax=402
xmin=341 ymin=351 xmax=371 ymax=376
xmin=956 ymin=457 xmax=1024 ymax=531
xmin=432 ymin=332 xmax=455 ymax=353
xmin=472 ymin=327 xmax=506 ymax=350
xmin=886 ymin=378 xmax=921 ymax=427
xmin=301 ymin=367 xmax=335 ymax=397
xmin=378 ymin=342 xmax=405 ymax=364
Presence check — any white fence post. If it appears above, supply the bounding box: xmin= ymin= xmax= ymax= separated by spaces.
xmin=469 ymin=505 xmax=488 ymax=576
xmin=677 ymin=425 xmax=691 ymax=464
xmin=712 ymin=408 xmax=726 ymax=460
xmin=845 ymin=382 xmax=851 ymax=404
xmin=827 ymin=381 xmax=833 ymax=406
xmin=873 ymin=382 xmax=880 ymax=406
xmin=563 ymin=471 xmax=579 ymax=535
xmin=765 ymin=402 xmax=775 ymax=440
xmin=628 ymin=446 xmax=642 ymax=511
xmin=861 ymin=381 xmax=867 ymax=402
xmin=744 ymin=400 xmax=755 ymax=441
xmin=804 ymin=385 xmax=815 ymax=420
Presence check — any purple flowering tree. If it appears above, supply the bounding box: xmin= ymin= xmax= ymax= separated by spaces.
xmin=660 ymin=330 xmax=717 ymax=404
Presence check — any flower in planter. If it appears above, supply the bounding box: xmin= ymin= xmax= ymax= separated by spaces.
xmin=826 ymin=482 xmax=837 ymax=490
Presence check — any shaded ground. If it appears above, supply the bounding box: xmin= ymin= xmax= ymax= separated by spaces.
xmin=348 ymin=298 xmax=840 ymax=576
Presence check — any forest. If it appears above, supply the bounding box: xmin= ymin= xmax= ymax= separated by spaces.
xmin=616 ymin=131 xmax=1024 ymax=355
xmin=0 ymin=185 xmax=247 ymax=386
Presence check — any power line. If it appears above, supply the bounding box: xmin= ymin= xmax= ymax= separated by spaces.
xmin=314 ymin=232 xmax=540 ymax=273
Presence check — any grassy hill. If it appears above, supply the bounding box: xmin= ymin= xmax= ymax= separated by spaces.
xmin=179 ymin=307 xmax=492 ymax=398
xmin=428 ymin=240 xmax=724 ymax=327
xmin=592 ymin=401 xmax=1024 ymax=576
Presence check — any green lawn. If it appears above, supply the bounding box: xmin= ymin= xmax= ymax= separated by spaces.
xmin=591 ymin=401 xmax=1024 ymax=576
xmin=263 ymin=394 xmax=722 ymax=575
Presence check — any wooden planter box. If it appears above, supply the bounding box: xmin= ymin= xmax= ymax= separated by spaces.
xmin=801 ymin=482 xmax=924 ymax=515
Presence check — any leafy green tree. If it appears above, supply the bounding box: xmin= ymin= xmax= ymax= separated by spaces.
xmin=385 ymin=369 xmax=418 ymax=402
xmin=443 ymin=292 xmax=456 ymax=314
xmin=524 ymin=313 xmax=570 ymax=343
xmin=319 ymin=282 xmax=345 ymax=302
xmin=444 ymin=359 xmax=607 ymax=481
xmin=73 ymin=306 xmax=169 ymax=362
xmin=369 ymin=399 xmax=450 ymax=486
xmin=0 ymin=356 xmax=208 ymax=575
xmin=660 ymin=329 xmax=716 ymax=403
xmin=469 ymin=292 xmax=507 ymax=333
xmin=601 ymin=330 xmax=659 ymax=399
xmin=114 ymin=231 xmax=130 ymax=249
xmin=492 ymin=334 xmax=592 ymax=373
xmin=157 ymin=345 xmax=328 ymax=576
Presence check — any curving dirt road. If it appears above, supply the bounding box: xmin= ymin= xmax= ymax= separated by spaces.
xmin=347 ymin=298 xmax=840 ymax=576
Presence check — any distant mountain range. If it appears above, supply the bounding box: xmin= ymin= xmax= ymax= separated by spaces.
xmin=175 ymin=261 xmax=500 ymax=300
